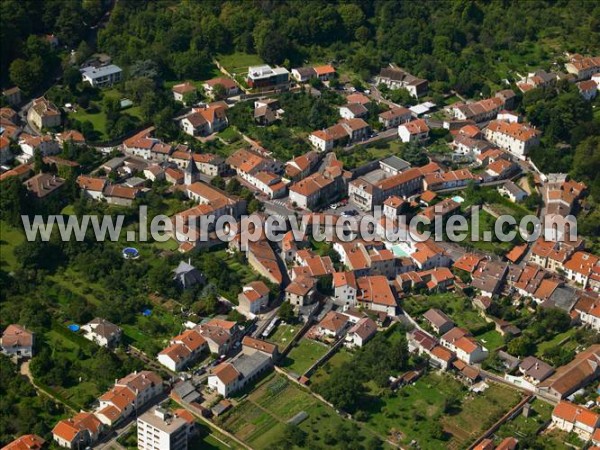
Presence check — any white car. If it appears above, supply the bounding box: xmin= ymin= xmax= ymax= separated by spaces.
xmin=330 ymin=204 xmax=338 ymax=210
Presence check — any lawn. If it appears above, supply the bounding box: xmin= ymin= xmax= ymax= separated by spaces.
xmin=217 ymin=374 xmax=385 ymax=449
xmin=281 ymin=339 xmax=330 ymax=376
xmin=493 ymin=398 xmax=553 ymax=443
xmin=336 ymin=139 xmax=405 ymax=170
xmin=42 ymin=327 xmax=104 ymax=409
xmin=363 ymin=373 xmax=522 ymax=450
xmin=461 ymin=209 xmax=514 ymax=254
xmin=536 ymin=328 xmax=578 ymax=358
xmin=217 ymin=52 xmax=263 ymax=75
xmin=309 ymin=348 xmax=353 ymax=385
xmin=217 ymin=127 xmax=242 ymax=144
xmin=402 ymin=292 xmax=490 ymax=335
xmin=0 ymin=220 xmax=25 ymax=271
xmin=476 ymin=329 xmax=505 ymax=352
xmin=68 ymin=88 xmax=146 ymax=141
xmin=266 ymin=323 xmax=301 ymax=348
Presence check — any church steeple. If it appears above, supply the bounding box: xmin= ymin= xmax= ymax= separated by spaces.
xmin=184 ymin=153 xmax=198 ymax=185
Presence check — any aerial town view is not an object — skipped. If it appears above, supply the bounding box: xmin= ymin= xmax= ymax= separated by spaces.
xmin=0 ymin=1 xmax=599 ymax=449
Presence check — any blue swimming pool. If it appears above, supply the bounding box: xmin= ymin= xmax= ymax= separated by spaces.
xmin=122 ymin=247 xmax=140 ymax=259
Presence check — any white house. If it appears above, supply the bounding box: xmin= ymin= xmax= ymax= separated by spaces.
xmin=345 ymin=317 xmax=377 ymax=348
xmin=398 ymin=119 xmax=429 ymax=143
xmin=208 ymin=351 xmax=272 ymax=397
xmin=238 ymin=281 xmax=270 ymax=315
xmin=81 ymin=318 xmax=122 ymax=348
xmin=157 ymin=330 xmax=207 ymax=372
xmin=1 ymin=324 xmax=34 ymax=358
xmin=81 ymin=65 xmax=123 ymax=88
xmin=552 ymin=401 xmax=600 ymax=441
xmin=318 ymin=311 xmax=350 ymax=338
xmin=484 ymin=120 xmax=540 ymax=160
xmin=332 ymin=271 xmax=357 ymax=307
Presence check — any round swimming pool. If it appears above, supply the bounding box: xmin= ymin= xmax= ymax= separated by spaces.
xmin=122 ymin=247 xmax=140 ymax=259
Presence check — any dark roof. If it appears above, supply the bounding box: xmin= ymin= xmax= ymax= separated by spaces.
xmin=380 ymin=155 xmax=411 ymax=172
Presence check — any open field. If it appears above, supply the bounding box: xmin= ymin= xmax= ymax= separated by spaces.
xmin=363 ymin=373 xmax=522 ymax=449
xmin=281 ymin=338 xmax=329 ymax=376
xmin=0 ymin=220 xmax=25 ymax=271
xmin=216 ymin=52 xmax=263 ymax=75
xmin=217 ymin=374 xmax=385 ymax=449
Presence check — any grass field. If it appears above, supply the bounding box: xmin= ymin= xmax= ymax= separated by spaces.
xmin=309 ymin=348 xmax=353 ymax=385
xmin=493 ymin=398 xmax=553 ymax=443
xmin=267 ymin=323 xmax=300 ymax=348
xmin=363 ymin=373 xmax=522 ymax=449
xmin=476 ymin=329 xmax=505 ymax=352
xmin=536 ymin=328 xmax=578 ymax=358
xmin=68 ymin=88 xmax=146 ymax=141
xmin=216 ymin=52 xmax=263 ymax=74
xmin=281 ymin=339 xmax=329 ymax=376
xmin=0 ymin=220 xmax=25 ymax=271
xmin=463 ymin=209 xmax=514 ymax=254
xmin=217 ymin=374 xmax=384 ymax=449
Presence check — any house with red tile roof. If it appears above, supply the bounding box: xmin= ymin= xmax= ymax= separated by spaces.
xmin=484 ymin=120 xmax=540 ymax=160
xmin=284 ymin=151 xmax=319 ymax=181
xmin=285 ymin=276 xmax=316 ymax=310
xmin=345 ymin=317 xmax=377 ymax=348
xmin=378 ymin=107 xmax=412 ymax=129
xmin=356 ymin=275 xmax=397 ymax=316
xmin=529 ymin=238 xmax=583 ymax=272
xmin=332 ymin=271 xmax=357 ymax=307
xmin=318 ymin=311 xmax=350 ymax=338
xmin=565 ymin=54 xmax=600 ymax=80
xmin=453 ymin=253 xmax=485 ymax=274
xmin=158 ymin=329 xmax=207 ymax=372
xmin=538 ymin=345 xmax=600 ymax=401
xmin=27 ymin=97 xmax=61 ymax=130
xmin=2 ymin=434 xmax=45 ymax=450
xmin=180 ymin=102 xmax=228 ymax=136
xmin=308 ymin=118 xmax=369 ymax=151
xmin=410 ymin=240 xmax=451 ymax=270
xmin=196 ymin=319 xmax=240 ymax=355
xmin=398 ymin=119 xmax=429 ymax=143
xmin=1 ymin=324 xmax=34 ymax=358
xmin=202 ymin=77 xmax=239 ymax=98
xmin=441 ymin=327 xmax=488 ymax=364
xmin=451 ymin=97 xmax=504 ymax=123
xmin=208 ymin=349 xmax=273 ymax=397
xmin=576 ymin=295 xmax=600 ymax=331
xmin=408 ymin=329 xmax=456 ymax=370
xmin=238 ymin=281 xmax=270 ymax=315
xmin=313 ymin=65 xmax=336 ymax=81
xmin=552 ymin=400 xmax=600 ymax=440
xmin=52 ymin=412 xmax=103 ymax=449
xmin=247 ymin=240 xmax=284 ymax=285
xmin=564 ymin=251 xmax=599 ymax=289
xmin=241 ymin=336 xmax=279 ymax=360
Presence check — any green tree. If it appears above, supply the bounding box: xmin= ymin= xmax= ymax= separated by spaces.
xmin=278 ymin=301 xmax=295 ymax=322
